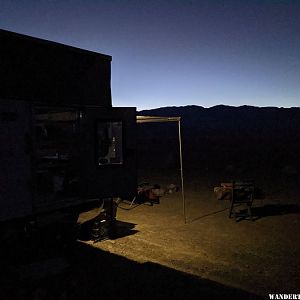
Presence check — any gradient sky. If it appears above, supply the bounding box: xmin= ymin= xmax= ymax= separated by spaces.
xmin=1 ymin=0 xmax=300 ymax=110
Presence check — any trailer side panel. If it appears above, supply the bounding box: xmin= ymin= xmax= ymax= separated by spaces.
xmin=0 ymin=100 xmax=33 ymax=221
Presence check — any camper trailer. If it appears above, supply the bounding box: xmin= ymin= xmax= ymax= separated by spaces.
xmin=0 ymin=29 xmax=137 ymax=234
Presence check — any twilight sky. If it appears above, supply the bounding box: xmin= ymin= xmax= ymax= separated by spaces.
xmin=1 ymin=0 xmax=300 ymax=110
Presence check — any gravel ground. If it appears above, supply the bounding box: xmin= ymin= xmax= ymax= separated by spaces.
xmin=85 ymin=181 xmax=300 ymax=298
xmin=0 ymin=175 xmax=299 ymax=299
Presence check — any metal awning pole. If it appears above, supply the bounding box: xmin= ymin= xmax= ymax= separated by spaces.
xmin=136 ymin=115 xmax=185 ymax=223
xmin=178 ymin=119 xmax=186 ymax=223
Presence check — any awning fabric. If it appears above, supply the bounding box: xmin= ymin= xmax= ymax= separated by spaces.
xmin=137 ymin=116 xmax=181 ymax=123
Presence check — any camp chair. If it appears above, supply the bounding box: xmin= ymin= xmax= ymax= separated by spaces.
xmin=229 ymin=180 xmax=254 ymax=221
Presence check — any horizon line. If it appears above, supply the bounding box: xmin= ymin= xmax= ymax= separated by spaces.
xmin=137 ymin=104 xmax=300 ymax=111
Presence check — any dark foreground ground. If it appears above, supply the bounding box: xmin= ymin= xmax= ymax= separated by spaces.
xmin=1 ymin=167 xmax=299 ymax=299
xmin=0 ymin=232 xmax=262 ymax=300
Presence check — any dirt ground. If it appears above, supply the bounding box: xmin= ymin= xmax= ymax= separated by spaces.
xmin=80 ymin=173 xmax=300 ymax=298
xmin=1 ymin=172 xmax=299 ymax=299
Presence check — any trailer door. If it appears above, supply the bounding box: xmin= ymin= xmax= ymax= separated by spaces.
xmin=80 ymin=107 xmax=137 ymax=199
xmin=0 ymin=100 xmax=33 ymax=221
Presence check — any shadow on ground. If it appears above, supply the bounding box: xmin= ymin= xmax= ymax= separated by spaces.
xmin=252 ymin=204 xmax=300 ymax=219
xmin=79 ymin=219 xmax=138 ymax=241
xmin=190 ymin=203 xmax=300 ymax=223
xmin=0 ymin=240 xmax=263 ymax=300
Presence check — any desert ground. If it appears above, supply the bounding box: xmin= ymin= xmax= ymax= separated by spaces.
xmin=1 ymin=169 xmax=299 ymax=300
xmin=83 ymin=170 xmax=300 ymax=298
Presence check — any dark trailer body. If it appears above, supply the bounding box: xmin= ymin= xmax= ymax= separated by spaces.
xmin=0 ymin=29 xmax=137 ymax=223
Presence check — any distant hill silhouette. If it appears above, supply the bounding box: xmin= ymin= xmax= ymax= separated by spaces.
xmin=139 ymin=105 xmax=300 ymax=133
xmin=137 ymin=105 xmax=300 ymax=195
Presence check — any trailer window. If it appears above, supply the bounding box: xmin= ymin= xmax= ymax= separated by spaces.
xmin=34 ymin=108 xmax=81 ymax=200
xmin=96 ymin=121 xmax=123 ymax=165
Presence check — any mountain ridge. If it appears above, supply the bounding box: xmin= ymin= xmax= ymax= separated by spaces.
xmin=139 ymin=104 xmax=300 ymax=114
xmin=136 ymin=104 xmax=300 ymax=179
xmin=138 ymin=104 xmax=300 ymax=132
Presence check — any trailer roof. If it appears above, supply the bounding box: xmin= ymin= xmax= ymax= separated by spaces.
xmin=0 ymin=28 xmax=112 ymax=106
xmin=0 ymin=28 xmax=112 ymax=61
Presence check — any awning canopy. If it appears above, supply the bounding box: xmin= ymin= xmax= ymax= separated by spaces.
xmin=136 ymin=115 xmax=181 ymax=123
xmin=136 ymin=115 xmax=186 ymax=223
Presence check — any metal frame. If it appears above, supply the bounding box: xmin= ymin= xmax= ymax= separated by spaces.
xmin=228 ymin=181 xmax=254 ymax=221
xmin=136 ymin=116 xmax=186 ymax=223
